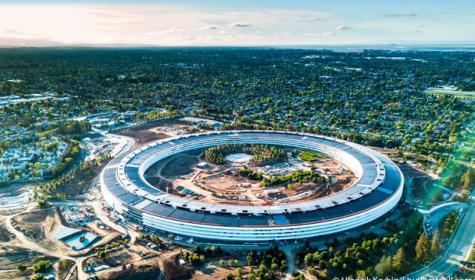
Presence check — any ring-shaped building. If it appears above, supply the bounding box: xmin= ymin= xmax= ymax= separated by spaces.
xmin=101 ymin=131 xmax=404 ymax=243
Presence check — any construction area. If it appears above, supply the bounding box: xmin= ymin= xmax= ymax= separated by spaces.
xmin=145 ymin=148 xmax=356 ymax=207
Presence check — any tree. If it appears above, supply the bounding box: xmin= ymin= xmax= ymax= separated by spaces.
xmin=461 ymin=168 xmax=474 ymax=191
xmin=356 ymin=270 xmax=366 ymax=279
xmin=225 ymin=272 xmax=234 ymax=280
xmin=415 ymin=233 xmax=430 ymax=262
xmin=228 ymin=259 xmax=238 ymax=267
xmin=59 ymin=259 xmax=70 ymax=269
xmin=31 ymin=274 xmax=45 ymax=280
xmin=320 ymin=269 xmax=329 ymax=278
xmin=236 ymin=268 xmax=243 ymax=280
xmin=248 ymin=267 xmax=256 ymax=280
xmin=392 ymin=247 xmax=407 ymax=274
xmin=431 ymin=233 xmax=440 ymax=257
xmin=247 ymin=254 xmax=253 ymax=266
xmin=17 ymin=264 xmax=27 ymax=273
xmin=375 ymin=255 xmax=392 ymax=277
xmin=306 ymin=267 xmax=316 ymax=276
xmin=304 ymin=253 xmax=313 ymax=266
xmin=32 ymin=259 xmax=52 ymax=273
xmin=280 ymin=260 xmax=288 ymax=272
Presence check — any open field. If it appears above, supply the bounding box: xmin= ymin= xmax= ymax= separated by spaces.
xmin=193 ymin=264 xmax=248 ymax=280
xmin=0 ymin=223 xmax=13 ymax=242
xmin=118 ymin=119 xmax=205 ymax=147
xmin=161 ymin=155 xmax=200 ymax=178
xmin=0 ymin=246 xmax=57 ymax=280
xmin=94 ymin=247 xmax=184 ymax=280
xmin=12 ymin=209 xmax=58 ymax=249
xmin=425 ymin=88 xmax=475 ymax=99
xmin=118 ymin=120 xmax=174 ymax=146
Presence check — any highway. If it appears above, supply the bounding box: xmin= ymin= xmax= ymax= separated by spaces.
xmin=407 ymin=192 xmax=475 ymax=279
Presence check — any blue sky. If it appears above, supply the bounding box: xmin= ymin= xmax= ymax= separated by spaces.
xmin=0 ymin=0 xmax=473 ymax=46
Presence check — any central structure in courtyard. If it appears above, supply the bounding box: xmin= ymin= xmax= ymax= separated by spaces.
xmin=101 ymin=131 xmax=404 ymax=243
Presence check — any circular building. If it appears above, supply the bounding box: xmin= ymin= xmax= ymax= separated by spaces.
xmin=100 ymin=131 xmax=404 ymax=243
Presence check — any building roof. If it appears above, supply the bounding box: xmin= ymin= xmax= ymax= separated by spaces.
xmin=102 ymin=131 xmax=403 ymax=228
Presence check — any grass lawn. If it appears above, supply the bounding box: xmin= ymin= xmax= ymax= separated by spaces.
xmin=298 ymin=150 xmax=329 ymax=161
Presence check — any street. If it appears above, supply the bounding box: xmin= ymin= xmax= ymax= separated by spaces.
xmin=407 ymin=193 xmax=475 ymax=278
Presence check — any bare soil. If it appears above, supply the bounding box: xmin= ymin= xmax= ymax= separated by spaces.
xmin=158 ymin=152 xmax=356 ymax=206
xmin=121 ymin=129 xmax=170 ymax=146
xmin=118 ymin=119 xmax=178 ymax=146
xmin=12 ymin=208 xmax=70 ymax=253
xmin=55 ymin=160 xmax=110 ymax=199
xmin=95 ymin=248 xmax=184 ymax=280
xmin=192 ymin=264 xmax=259 ymax=280
xmin=0 ymin=224 xmax=13 ymax=242
xmin=0 ymin=246 xmax=57 ymax=271
xmin=55 ymin=259 xmax=76 ymax=280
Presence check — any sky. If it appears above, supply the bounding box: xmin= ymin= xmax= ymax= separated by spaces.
xmin=0 ymin=0 xmax=474 ymax=47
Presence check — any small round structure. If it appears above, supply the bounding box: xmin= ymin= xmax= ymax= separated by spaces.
xmin=101 ymin=131 xmax=403 ymax=243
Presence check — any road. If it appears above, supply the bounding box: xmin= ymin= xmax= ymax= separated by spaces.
xmin=407 ymin=194 xmax=475 ymax=278
xmin=420 ymin=202 xmax=468 ymax=236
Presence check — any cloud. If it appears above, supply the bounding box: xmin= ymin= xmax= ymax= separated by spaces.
xmin=336 ymin=25 xmax=352 ymax=31
xmin=0 ymin=36 xmax=61 ymax=47
xmin=197 ymin=25 xmax=218 ymax=31
xmin=304 ymin=32 xmax=335 ymax=37
xmin=159 ymin=28 xmax=185 ymax=34
xmin=4 ymin=29 xmax=25 ymax=35
xmin=3 ymin=29 xmax=44 ymax=38
xmin=1 ymin=4 xmax=471 ymax=46
xmin=233 ymin=23 xmax=252 ymax=28
xmin=383 ymin=13 xmax=418 ymax=18
xmin=297 ymin=16 xmax=322 ymax=23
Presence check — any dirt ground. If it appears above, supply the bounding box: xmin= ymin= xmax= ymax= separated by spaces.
xmin=118 ymin=119 xmax=212 ymax=148
xmin=371 ymin=146 xmax=438 ymax=179
xmin=54 ymin=160 xmax=110 ymax=199
xmin=94 ymin=247 xmax=184 ymax=280
xmin=12 ymin=209 xmax=55 ymax=243
xmin=120 ymin=129 xmax=170 ymax=146
xmin=0 ymin=246 xmax=57 ymax=280
xmin=191 ymin=264 xmax=272 ymax=280
xmin=10 ymin=207 xmax=115 ymax=257
xmin=55 ymin=259 xmax=76 ymax=280
xmin=147 ymin=148 xmax=356 ymax=207
xmin=84 ymin=243 xmax=158 ymax=269
xmin=0 ymin=223 xmax=13 ymax=242
xmin=0 ymin=270 xmax=24 ymax=280
xmin=0 ymin=246 xmax=53 ymax=270
xmin=118 ymin=119 xmax=182 ymax=146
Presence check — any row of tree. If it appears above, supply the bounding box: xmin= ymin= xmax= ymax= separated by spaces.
xmin=260 ymin=169 xmax=326 ymax=188
xmin=203 ymin=144 xmax=287 ymax=166
xmin=297 ymin=210 xmax=433 ymax=278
